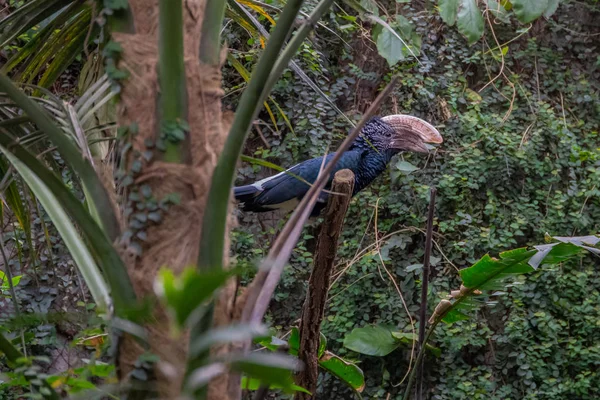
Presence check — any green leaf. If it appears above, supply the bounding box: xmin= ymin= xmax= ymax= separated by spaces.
xmin=240 ymin=376 xmax=310 ymax=394
xmin=288 ymin=326 xmax=300 ymax=356
xmin=460 ymin=251 xmax=536 ymax=289
xmin=360 ymin=0 xmax=379 ymax=16
xmin=438 ymin=0 xmax=459 ymax=25
xmin=441 ymin=309 xmax=471 ymax=324
xmin=11 ymin=275 xmax=22 ymax=287
xmin=229 ymin=353 xmax=303 ymax=393
xmin=371 ymin=15 xmax=421 ymax=67
xmin=189 ymin=324 xmax=268 ymax=358
xmin=0 ymin=145 xmax=112 ymax=313
xmin=0 ymin=157 xmax=30 ymax=235
xmin=395 ymin=160 xmax=419 ymax=174
xmin=434 ymin=236 xmax=597 ymax=326
xmin=485 ymin=0 xmax=510 ymax=22
xmin=156 ymin=267 xmax=240 ymax=328
xmin=511 ymin=0 xmax=548 ymax=23
xmin=343 ymin=325 xmax=399 ymax=356
xmin=319 ymin=351 xmax=364 ymax=392
xmin=456 ymin=0 xmax=484 ymax=44
xmin=256 ymin=335 xmax=288 ymax=352
xmin=543 ymin=0 xmax=560 ymax=18
xmin=318 ymin=332 xmax=327 ymax=358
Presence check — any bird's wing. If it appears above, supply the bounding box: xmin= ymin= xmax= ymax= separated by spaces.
xmin=252 ymin=151 xmax=364 ymax=207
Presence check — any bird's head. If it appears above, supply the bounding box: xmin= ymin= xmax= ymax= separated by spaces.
xmin=353 ymin=115 xmax=443 ymax=154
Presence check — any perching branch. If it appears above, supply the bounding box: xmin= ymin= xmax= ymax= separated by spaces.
xmin=295 ymin=169 xmax=355 ymax=399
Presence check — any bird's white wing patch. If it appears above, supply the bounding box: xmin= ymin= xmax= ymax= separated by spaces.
xmin=251 ymin=162 xmax=300 ymax=190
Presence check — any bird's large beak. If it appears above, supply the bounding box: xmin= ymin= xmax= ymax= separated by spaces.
xmin=382 ymin=114 xmax=443 ymax=153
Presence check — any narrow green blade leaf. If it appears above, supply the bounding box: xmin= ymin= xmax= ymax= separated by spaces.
xmin=0 ymin=158 xmax=30 ymax=234
xmin=318 ymin=332 xmax=327 ymax=358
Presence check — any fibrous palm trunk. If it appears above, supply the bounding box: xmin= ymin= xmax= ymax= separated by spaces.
xmin=111 ymin=1 xmax=236 ymax=398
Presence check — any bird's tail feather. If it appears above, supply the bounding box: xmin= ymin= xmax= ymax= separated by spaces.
xmin=233 ymin=185 xmax=259 ymax=203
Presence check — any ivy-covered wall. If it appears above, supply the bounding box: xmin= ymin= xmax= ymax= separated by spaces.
xmin=228 ymin=1 xmax=600 ymax=398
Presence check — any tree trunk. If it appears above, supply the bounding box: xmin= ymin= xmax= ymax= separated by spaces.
xmin=111 ymin=1 xmax=236 ymax=398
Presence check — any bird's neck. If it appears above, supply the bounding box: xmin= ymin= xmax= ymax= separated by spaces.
xmin=353 ymin=149 xmax=397 ymax=194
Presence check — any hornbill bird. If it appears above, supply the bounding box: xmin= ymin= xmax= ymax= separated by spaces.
xmin=234 ymin=114 xmax=442 ymax=216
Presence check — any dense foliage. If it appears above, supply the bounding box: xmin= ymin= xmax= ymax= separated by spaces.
xmin=0 ymin=0 xmax=599 ymax=399
xmin=230 ymin=1 xmax=600 ymax=398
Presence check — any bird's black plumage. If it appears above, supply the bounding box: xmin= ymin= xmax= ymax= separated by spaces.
xmin=234 ymin=116 xmax=440 ymax=216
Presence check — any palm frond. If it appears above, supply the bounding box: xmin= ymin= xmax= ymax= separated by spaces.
xmin=1 ymin=0 xmax=93 ymax=89
xmin=0 ymin=145 xmax=112 ymax=313
xmin=227 ymin=0 xmax=355 ymax=127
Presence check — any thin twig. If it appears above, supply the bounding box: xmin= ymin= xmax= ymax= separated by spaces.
xmin=416 ymin=187 xmax=436 ymax=400
xmin=373 ymin=198 xmax=415 ymax=387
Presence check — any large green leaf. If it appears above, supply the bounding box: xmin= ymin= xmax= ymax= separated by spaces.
xmin=318 ymin=351 xmax=364 ymax=392
xmin=459 ymin=249 xmax=536 ymax=290
xmin=511 ymin=0 xmax=549 ymax=23
xmin=0 ymin=145 xmax=112 ymax=313
xmin=370 ymin=15 xmax=421 ymax=67
xmin=456 ymin=0 xmax=484 ymax=44
xmin=432 ymin=235 xmax=599 ymax=325
xmin=343 ymin=325 xmax=399 ymax=356
xmin=438 ymin=0 xmax=459 ymax=25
